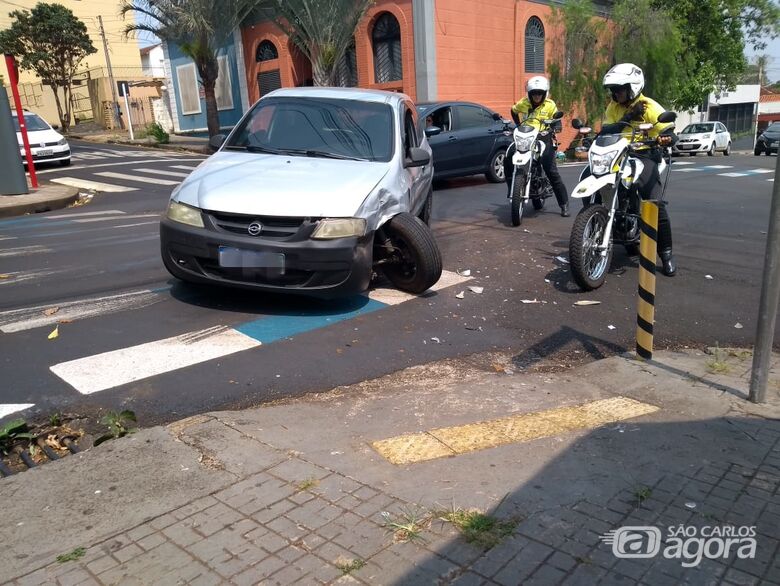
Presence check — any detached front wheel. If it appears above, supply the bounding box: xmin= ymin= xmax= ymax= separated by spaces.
xmin=379 ymin=213 xmax=442 ymax=294
xmin=569 ymin=205 xmax=613 ymax=291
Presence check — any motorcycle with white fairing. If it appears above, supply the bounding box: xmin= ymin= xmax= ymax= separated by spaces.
xmin=508 ymin=111 xmax=564 ymax=226
xmin=567 ymin=111 xmax=677 ymax=290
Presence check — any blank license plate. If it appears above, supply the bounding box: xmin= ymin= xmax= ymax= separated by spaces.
xmin=218 ymin=247 xmax=285 ymax=270
xmin=679 ymin=145 xmax=693 ymax=149
xmin=37 ymin=149 xmax=53 ymax=156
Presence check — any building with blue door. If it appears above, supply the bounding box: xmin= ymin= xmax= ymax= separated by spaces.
xmin=162 ymin=30 xmax=250 ymax=134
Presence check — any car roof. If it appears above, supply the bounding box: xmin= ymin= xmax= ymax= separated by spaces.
xmin=417 ymin=101 xmax=496 ymax=111
xmin=263 ymin=87 xmax=410 ymax=105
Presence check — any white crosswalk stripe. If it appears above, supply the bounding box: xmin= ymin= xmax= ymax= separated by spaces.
xmin=133 ymin=168 xmax=191 ymax=178
xmin=0 ymin=404 xmax=35 ymax=419
xmin=95 ymin=171 xmax=180 ymax=186
xmin=50 ymin=177 xmax=138 ymax=192
xmin=170 ymin=165 xmax=199 ymax=171
xmin=718 ymin=172 xmax=748 ymax=177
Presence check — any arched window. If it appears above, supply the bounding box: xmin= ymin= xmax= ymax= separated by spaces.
xmin=336 ymin=42 xmax=358 ymax=87
xmin=256 ymin=40 xmax=279 ymax=62
xmin=372 ymin=13 xmax=402 ymax=83
xmin=525 ymin=17 xmax=545 ymax=73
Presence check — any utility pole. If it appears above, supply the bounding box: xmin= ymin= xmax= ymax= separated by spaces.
xmin=97 ymin=15 xmax=123 ymax=130
xmin=749 ymin=152 xmax=780 ymax=404
xmin=754 ymin=59 xmax=764 ymax=150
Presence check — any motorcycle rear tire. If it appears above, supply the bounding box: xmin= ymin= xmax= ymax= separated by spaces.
xmin=511 ymin=175 xmax=526 ymax=226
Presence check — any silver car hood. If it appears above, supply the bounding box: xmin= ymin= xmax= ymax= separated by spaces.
xmin=174 ymin=151 xmax=390 ymax=218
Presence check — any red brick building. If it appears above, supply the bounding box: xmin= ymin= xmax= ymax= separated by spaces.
xmin=240 ymin=1 xmax=612 ymax=149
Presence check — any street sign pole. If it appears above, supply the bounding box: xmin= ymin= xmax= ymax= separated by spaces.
xmin=749 ymin=153 xmax=780 ymax=404
xmin=122 ymin=84 xmax=134 ymax=141
xmin=4 ymin=54 xmax=37 ymax=188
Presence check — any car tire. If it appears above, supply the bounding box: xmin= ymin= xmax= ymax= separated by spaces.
xmin=59 ymin=158 xmax=71 ymax=167
xmin=380 ymin=213 xmax=442 ymax=294
xmin=418 ymin=188 xmax=433 ymax=225
xmin=485 ymin=150 xmax=506 ymax=183
xmin=724 ymin=142 xmax=731 ymax=156
xmin=707 ymin=143 xmax=716 ymax=156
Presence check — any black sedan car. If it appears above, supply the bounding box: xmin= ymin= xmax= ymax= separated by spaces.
xmin=416 ymin=101 xmax=512 ymax=183
xmin=755 ymin=122 xmax=780 ymax=155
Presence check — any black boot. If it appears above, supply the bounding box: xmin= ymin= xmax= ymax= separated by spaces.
xmin=560 ymin=204 xmax=570 ymax=217
xmin=660 ymin=249 xmax=676 ymax=277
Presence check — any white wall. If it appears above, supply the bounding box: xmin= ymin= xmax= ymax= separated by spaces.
xmin=141 ymin=45 xmax=166 ymax=78
xmin=710 ymin=85 xmax=760 ymax=106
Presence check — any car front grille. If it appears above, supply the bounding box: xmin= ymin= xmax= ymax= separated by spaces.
xmin=207 ymin=211 xmax=311 ymax=239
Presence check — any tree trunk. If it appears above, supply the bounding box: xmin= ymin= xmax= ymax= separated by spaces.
xmin=202 ymin=78 xmax=220 ymax=139
xmin=49 ymin=84 xmax=69 ymax=132
xmin=312 ymin=60 xmax=334 ymax=87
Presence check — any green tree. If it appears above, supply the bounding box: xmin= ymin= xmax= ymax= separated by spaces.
xmin=547 ymin=0 xmax=612 ymax=126
xmin=611 ymin=0 xmax=683 ymax=108
xmin=122 ymin=0 xmax=258 ymax=138
xmin=652 ymin=0 xmax=780 ymax=109
xmin=260 ymin=0 xmax=374 ymax=87
xmin=0 ymin=3 xmax=96 ymax=132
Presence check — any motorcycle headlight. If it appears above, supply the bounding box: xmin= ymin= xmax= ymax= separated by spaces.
xmin=589 ymin=151 xmax=619 ymax=176
xmin=514 ymin=135 xmax=535 ymax=152
xmin=166 ymin=200 xmax=204 ymax=228
xmin=312 ymin=218 xmax=366 ymax=240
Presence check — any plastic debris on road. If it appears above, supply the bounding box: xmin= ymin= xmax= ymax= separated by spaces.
xmin=468 ymin=286 xmax=484 ymax=294
xmin=574 ymin=300 xmax=601 ymax=306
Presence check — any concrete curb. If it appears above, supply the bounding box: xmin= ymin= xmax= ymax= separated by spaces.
xmin=0 ymin=184 xmax=80 ymax=218
xmin=68 ymin=134 xmax=209 ymax=156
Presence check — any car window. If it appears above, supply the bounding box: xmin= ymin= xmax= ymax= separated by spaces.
xmin=425 ymin=107 xmax=452 ymax=132
xmin=226 ymin=97 xmax=394 ymax=162
xmin=455 ymin=105 xmax=494 ymax=130
xmin=682 ymin=124 xmax=714 ymax=134
xmin=12 ymin=114 xmax=50 ymax=132
xmin=403 ymin=108 xmax=418 ymax=155
xmin=766 ymin=123 xmax=780 ymax=132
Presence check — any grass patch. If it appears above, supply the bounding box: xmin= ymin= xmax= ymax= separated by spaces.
xmin=436 ymin=507 xmax=518 ymax=551
xmin=56 ymin=547 xmax=86 ymax=563
xmin=706 ymin=345 xmax=731 ymax=375
xmin=633 ymin=486 xmax=652 ymax=506
xmin=334 ymin=557 xmax=366 ymax=575
xmin=380 ymin=506 xmax=430 ymax=544
xmin=294 ymin=477 xmax=319 ymax=492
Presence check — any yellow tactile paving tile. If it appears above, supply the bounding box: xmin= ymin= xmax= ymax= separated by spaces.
xmin=371 ymin=397 xmax=659 ymax=465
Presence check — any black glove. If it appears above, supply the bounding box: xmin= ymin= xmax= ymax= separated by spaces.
xmin=621 ymin=100 xmax=647 ymax=123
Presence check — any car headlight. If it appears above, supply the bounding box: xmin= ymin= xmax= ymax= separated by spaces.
xmin=56 ymin=138 xmax=67 ymax=146
xmin=311 ymin=218 xmax=366 ymax=239
xmin=589 ymin=151 xmax=619 ymax=176
xmin=701 ymin=134 xmax=711 ymax=139
xmin=166 ymin=200 xmax=204 ymax=228
xmin=514 ymin=135 xmax=535 ymax=152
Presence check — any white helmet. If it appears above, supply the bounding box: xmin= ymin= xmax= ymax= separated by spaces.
xmin=526 ymin=76 xmax=549 ymax=101
xmin=603 ymin=63 xmax=644 ymax=101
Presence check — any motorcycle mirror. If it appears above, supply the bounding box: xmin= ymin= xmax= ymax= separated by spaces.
xmin=572 ymin=118 xmax=582 ymax=129
xmin=657 ymin=111 xmax=677 ymax=124
xmin=553 ymin=111 xmax=564 ymax=120
xmin=579 ymin=127 xmax=592 ymax=134
xmin=492 ymin=112 xmax=502 ymax=121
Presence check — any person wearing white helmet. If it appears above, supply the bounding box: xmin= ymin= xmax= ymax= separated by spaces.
xmin=602 ymin=63 xmax=678 ymax=276
xmin=504 ymin=75 xmax=570 ymax=217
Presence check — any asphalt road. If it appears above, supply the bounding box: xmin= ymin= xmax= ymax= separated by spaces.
xmin=0 ymin=141 xmax=776 ymax=426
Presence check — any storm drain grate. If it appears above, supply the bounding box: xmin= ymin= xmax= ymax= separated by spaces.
xmin=1 ymin=418 xmax=84 ymax=477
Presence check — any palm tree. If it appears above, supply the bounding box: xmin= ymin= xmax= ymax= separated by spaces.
xmin=121 ymin=0 xmax=259 ymax=137
xmin=261 ymin=0 xmax=374 ymax=87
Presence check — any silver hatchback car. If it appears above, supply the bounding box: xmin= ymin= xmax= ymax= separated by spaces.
xmin=160 ymin=88 xmax=441 ymax=298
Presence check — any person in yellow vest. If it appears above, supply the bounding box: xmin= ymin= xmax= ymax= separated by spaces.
xmin=504 ymin=76 xmax=570 ymax=217
xmin=602 ymin=63 xmax=678 ymax=276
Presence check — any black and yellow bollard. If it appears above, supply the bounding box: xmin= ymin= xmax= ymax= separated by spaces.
xmin=636 ymin=200 xmax=659 ymax=360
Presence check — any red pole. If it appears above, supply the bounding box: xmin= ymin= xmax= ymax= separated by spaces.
xmin=4 ymin=54 xmax=38 ymax=188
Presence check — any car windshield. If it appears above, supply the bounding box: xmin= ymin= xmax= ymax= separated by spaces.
xmin=226 ymin=97 xmax=394 ymax=162
xmin=12 ymin=114 xmax=50 ymax=132
xmin=766 ymin=123 xmax=780 ymax=132
xmin=682 ymin=124 xmax=714 ymax=134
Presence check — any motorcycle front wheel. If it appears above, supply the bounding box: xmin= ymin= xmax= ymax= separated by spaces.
xmin=511 ymin=173 xmax=526 ymax=226
xmin=569 ymin=204 xmax=613 ymax=290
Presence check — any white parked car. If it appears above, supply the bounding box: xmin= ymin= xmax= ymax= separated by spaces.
xmin=160 ymin=87 xmax=442 ymax=298
xmin=14 ymin=110 xmax=71 ymax=166
xmin=673 ymin=121 xmax=731 ymax=156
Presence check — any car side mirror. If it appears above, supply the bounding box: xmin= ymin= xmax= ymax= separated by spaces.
xmin=492 ymin=112 xmax=502 ymax=121
xmin=405 ymin=147 xmax=430 ymax=168
xmin=424 ymin=126 xmax=442 ymax=138
xmin=572 ymin=118 xmax=582 ymax=129
xmin=553 ymin=111 xmax=564 ymax=120
xmin=209 ymin=133 xmax=226 ymax=151
xmin=51 ymin=124 xmax=60 ymax=130
xmin=657 ymin=111 xmax=677 ymax=124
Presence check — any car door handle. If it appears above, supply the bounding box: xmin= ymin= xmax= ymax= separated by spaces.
xmin=448 ymin=136 xmax=458 ymax=142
